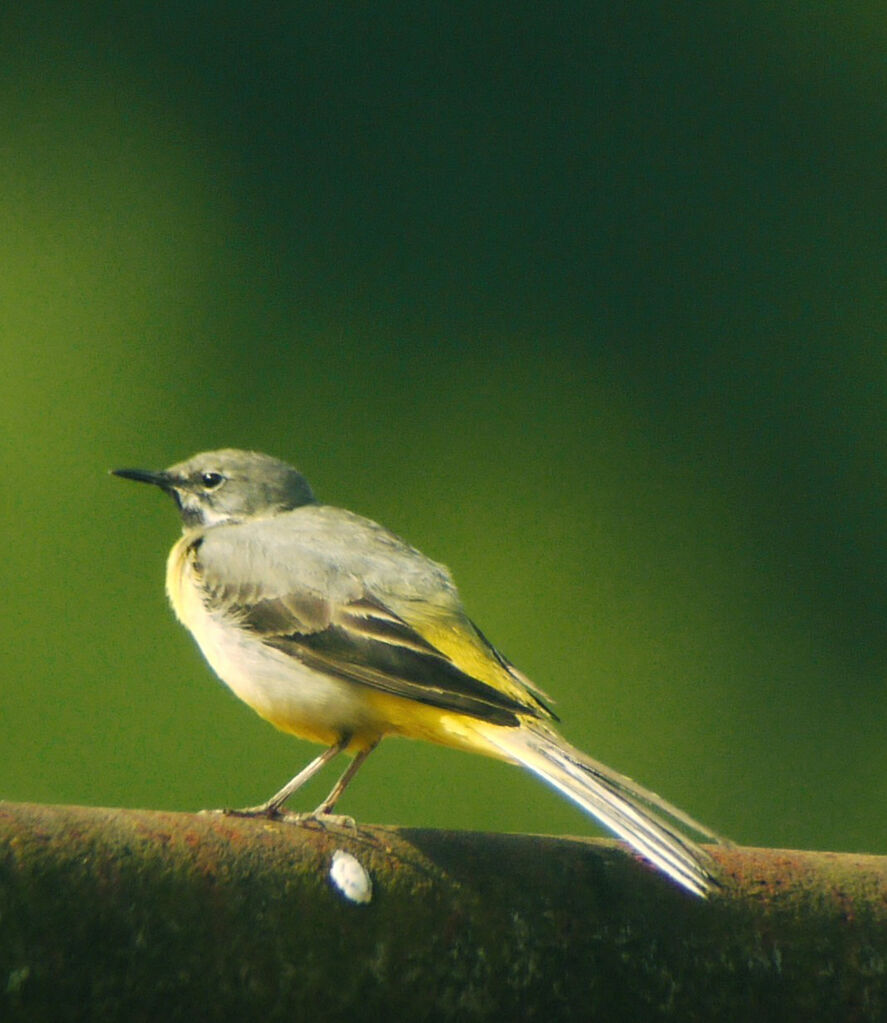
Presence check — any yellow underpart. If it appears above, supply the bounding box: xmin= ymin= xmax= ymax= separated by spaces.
xmin=262 ymin=686 xmax=518 ymax=761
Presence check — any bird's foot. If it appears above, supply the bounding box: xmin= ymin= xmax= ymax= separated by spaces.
xmin=199 ymin=806 xmax=357 ymax=830
xmin=199 ymin=804 xmax=287 ymax=820
xmin=294 ymin=810 xmax=358 ymax=831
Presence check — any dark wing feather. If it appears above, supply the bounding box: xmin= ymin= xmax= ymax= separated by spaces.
xmin=260 ymin=595 xmax=535 ymax=726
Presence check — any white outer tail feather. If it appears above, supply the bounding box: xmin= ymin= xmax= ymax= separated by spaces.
xmin=475 ymin=722 xmax=720 ymax=898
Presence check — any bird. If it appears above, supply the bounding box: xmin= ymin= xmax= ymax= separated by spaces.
xmin=113 ymin=448 xmax=723 ymax=896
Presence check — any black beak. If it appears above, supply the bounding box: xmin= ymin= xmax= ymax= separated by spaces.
xmin=111 ymin=467 xmax=172 ymax=490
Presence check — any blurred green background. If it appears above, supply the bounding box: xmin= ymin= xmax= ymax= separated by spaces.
xmin=2 ymin=5 xmax=885 ymax=855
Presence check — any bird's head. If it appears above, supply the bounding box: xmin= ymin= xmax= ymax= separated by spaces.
xmin=112 ymin=448 xmax=315 ymax=528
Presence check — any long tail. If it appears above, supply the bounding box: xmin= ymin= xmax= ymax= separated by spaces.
xmin=475 ymin=722 xmax=724 ymax=897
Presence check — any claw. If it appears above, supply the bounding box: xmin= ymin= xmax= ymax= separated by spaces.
xmin=199 ymin=805 xmax=285 ymax=820
xmin=296 ymin=811 xmax=358 ymax=831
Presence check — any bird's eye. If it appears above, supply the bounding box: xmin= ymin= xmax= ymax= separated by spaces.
xmin=200 ymin=472 xmax=225 ymax=489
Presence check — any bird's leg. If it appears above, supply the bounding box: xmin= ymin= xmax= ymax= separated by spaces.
xmin=313 ymin=740 xmax=379 ymax=816
xmin=217 ymin=737 xmax=350 ymax=819
xmin=292 ymin=741 xmax=381 ymax=831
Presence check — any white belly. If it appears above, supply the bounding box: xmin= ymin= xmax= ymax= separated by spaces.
xmin=166 ymin=537 xmax=378 ymax=740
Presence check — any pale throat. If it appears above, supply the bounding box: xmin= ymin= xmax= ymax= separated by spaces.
xmin=177 ymin=493 xmax=240 ymax=529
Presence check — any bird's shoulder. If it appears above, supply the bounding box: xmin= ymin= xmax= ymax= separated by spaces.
xmin=185 ymin=503 xmax=459 ymax=607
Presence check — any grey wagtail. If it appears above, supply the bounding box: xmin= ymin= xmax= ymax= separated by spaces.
xmin=113 ymin=448 xmax=723 ymax=896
